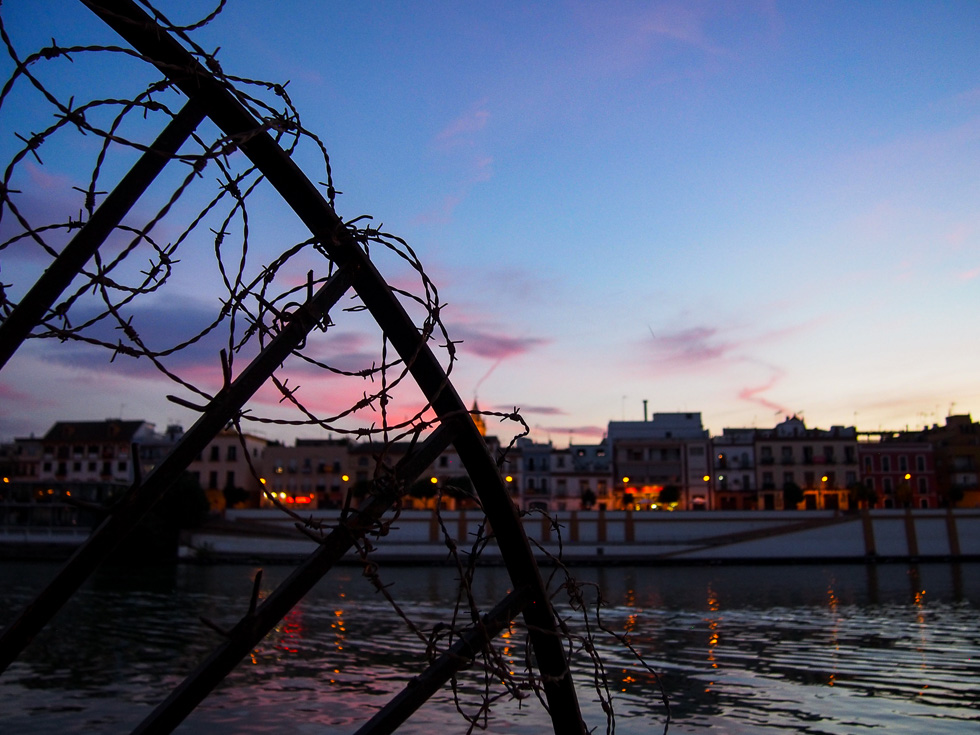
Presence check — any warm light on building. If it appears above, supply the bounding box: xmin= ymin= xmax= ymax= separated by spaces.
xmin=703 ymin=475 xmax=710 ymax=482
xmin=505 ymin=475 xmax=513 ymax=483
xmin=259 ymin=478 xmax=266 ymax=485
xmin=341 ymin=474 xmax=349 ymax=482
xmin=430 ymin=476 xmax=438 ymax=484
xmin=622 ymin=476 xmax=630 ymax=483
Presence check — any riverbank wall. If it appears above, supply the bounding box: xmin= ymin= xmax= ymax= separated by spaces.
xmin=178 ymin=508 xmax=980 ymax=565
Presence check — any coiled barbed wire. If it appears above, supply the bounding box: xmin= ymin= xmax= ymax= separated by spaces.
xmin=0 ymin=3 xmax=667 ymax=732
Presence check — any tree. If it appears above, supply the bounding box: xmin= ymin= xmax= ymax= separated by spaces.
xmin=407 ymin=478 xmax=437 ymax=499
xmin=782 ymin=481 xmax=804 ymax=509
xmin=222 ymin=481 xmax=249 ymax=509
xmin=580 ymin=487 xmax=597 ymax=510
xmin=443 ymin=476 xmax=474 ymax=499
xmin=847 ymin=480 xmax=876 ymax=510
xmin=658 ymin=485 xmax=681 ymax=506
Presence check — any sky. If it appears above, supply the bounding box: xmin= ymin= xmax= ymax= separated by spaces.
xmin=1 ymin=0 xmax=979 ymax=447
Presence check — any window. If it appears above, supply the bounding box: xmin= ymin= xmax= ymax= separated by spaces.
xmin=227 ymin=445 xmax=237 ymax=461
xmin=803 ymin=471 xmax=814 ymax=487
xmin=918 ymin=477 xmax=928 ymax=494
xmin=881 ymin=456 xmax=891 ymax=472
xmin=899 ymin=455 xmax=908 ymax=472
xmin=72 ymin=461 xmax=81 ymax=472
xmin=864 ymin=456 xmax=873 ymax=472
xmin=117 ymin=460 xmax=127 ymax=472
xmin=883 ymin=477 xmax=893 ymax=494
xmin=916 ymin=455 xmax=926 ymax=472
xmin=208 ymin=471 xmax=218 ymax=489
xmin=209 ymin=445 xmax=220 ymax=461
xmin=689 ymin=446 xmax=704 ymax=456
xmin=226 ymin=471 xmax=235 ymax=488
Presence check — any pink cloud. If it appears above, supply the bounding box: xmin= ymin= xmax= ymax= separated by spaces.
xmin=957 ymin=267 xmax=980 ymax=281
xmin=737 ymin=371 xmax=791 ymax=415
xmin=539 ymin=424 xmax=606 ymax=439
xmin=411 ymin=194 xmax=462 ymax=226
xmin=0 ymin=381 xmax=54 ymax=407
xmin=652 ymin=326 xmax=733 ymax=367
xmin=435 ymin=103 xmax=490 ymax=149
xmin=452 ymin=325 xmax=549 ymax=360
xmin=496 ymin=405 xmax=567 ymax=416
xmin=944 ymin=222 xmax=976 ymax=248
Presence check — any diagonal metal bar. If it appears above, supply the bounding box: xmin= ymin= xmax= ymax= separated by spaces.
xmin=131 ymin=419 xmax=461 ymax=735
xmin=82 ymin=3 xmax=586 ymax=731
xmin=0 ymin=99 xmax=206 ymax=371
xmin=353 ymin=586 xmax=533 ymax=735
xmin=0 ymin=264 xmax=354 ymax=674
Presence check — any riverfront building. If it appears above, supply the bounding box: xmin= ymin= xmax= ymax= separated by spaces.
xmin=3 ymin=415 xmax=979 ymax=521
xmin=188 ymin=428 xmax=269 ymax=509
xmin=608 ymin=413 xmax=712 ymax=511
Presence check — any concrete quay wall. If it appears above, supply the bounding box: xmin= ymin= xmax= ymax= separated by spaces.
xmin=183 ymin=508 xmax=980 ymax=564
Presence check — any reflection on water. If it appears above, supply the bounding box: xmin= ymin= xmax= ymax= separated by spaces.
xmin=0 ymin=562 xmax=978 ymax=734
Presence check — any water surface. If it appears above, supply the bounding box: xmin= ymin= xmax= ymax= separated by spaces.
xmin=0 ymin=561 xmax=977 ymax=733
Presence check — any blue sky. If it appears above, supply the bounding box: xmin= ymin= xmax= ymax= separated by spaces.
xmin=1 ymin=0 xmax=978 ymax=445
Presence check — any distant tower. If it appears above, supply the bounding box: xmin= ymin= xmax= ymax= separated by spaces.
xmin=471 ymin=399 xmax=487 ymax=437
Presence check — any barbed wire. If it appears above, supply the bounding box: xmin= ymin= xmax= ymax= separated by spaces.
xmin=0 ymin=2 xmax=666 ymax=732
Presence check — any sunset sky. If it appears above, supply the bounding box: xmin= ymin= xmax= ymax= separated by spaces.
xmin=1 ymin=1 xmax=979 ymax=446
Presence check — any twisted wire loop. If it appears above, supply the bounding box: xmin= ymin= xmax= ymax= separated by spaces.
xmin=0 ymin=1 xmax=667 ymax=733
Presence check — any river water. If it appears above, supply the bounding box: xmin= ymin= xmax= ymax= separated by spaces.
xmin=0 ymin=560 xmax=977 ymax=734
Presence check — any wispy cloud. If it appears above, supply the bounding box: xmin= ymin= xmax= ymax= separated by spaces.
xmin=411 ymin=194 xmax=462 ymax=226
xmin=434 ymin=101 xmax=490 ymax=150
xmin=736 ymin=369 xmax=791 ymax=416
xmin=452 ymin=325 xmax=549 ymax=360
xmin=539 ymin=424 xmax=607 ymax=439
xmin=649 ymin=325 xmax=734 ymax=369
xmin=498 ymin=405 xmax=566 ymax=416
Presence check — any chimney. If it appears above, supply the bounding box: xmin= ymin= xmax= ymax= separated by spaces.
xmin=643 ymin=400 xmax=648 ymax=422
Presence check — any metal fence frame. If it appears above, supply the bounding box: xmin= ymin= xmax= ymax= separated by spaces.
xmin=0 ymin=1 xmax=586 ymax=732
